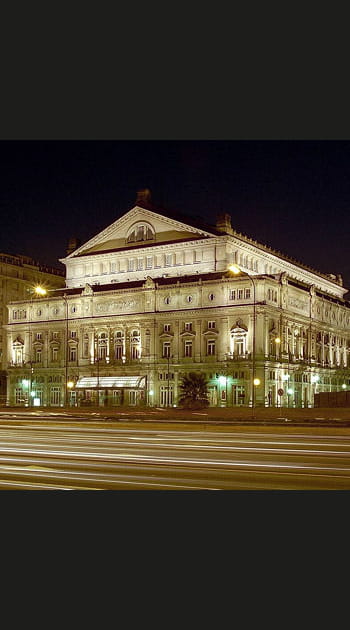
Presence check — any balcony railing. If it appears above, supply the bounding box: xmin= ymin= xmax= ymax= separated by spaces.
xmin=226 ymin=353 xmax=250 ymax=361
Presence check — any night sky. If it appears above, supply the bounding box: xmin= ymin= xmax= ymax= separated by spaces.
xmin=1 ymin=140 xmax=349 ymax=297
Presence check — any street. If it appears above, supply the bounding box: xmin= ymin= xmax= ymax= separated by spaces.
xmin=0 ymin=413 xmax=350 ymax=489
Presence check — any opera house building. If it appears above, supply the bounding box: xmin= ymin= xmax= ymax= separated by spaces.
xmin=4 ymin=190 xmax=350 ymax=409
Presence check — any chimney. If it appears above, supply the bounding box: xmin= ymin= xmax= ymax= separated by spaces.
xmin=136 ymin=188 xmax=152 ymax=206
xmin=66 ymin=237 xmax=81 ymax=256
xmin=216 ymin=213 xmax=233 ymax=235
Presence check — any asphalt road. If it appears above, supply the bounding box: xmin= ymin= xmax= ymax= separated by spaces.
xmin=0 ymin=413 xmax=350 ymax=489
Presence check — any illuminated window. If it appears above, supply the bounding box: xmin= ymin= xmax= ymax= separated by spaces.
xmin=127 ymin=223 xmax=154 ymax=243
xmin=97 ymin=332 xmax=108 ymax=359
xmin=130 ymin=330 xmax=140 ymax=360
xmin=230 ymin=327 xmax=247 ymax=356
xmin=114 ymin=331 xmax=123 ymax=359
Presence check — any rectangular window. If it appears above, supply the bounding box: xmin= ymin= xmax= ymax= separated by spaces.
xmin=160 ymin=386 xmax=173 ymax=407
xmin=15 ymin=387 xmax=24 ymax=404
xmin=36 ymin=333 xmax=42 ymax=340
xmin=237 ymin=289 xmax=243 ymax=300
xmin=110 ymin=262 xmax=116 ymax=273
xmin=50 ymin=387 xmax=61 ymax=406
xmin=164 ymin=324 xmax=171 ymax=332
xmin=98 ymin=345 xmax=107 ymax=360
xmin=35 ymin=349 xmax=42 ymax=363
xmin=229 ymin=290 xmax=236 ymax=300
xmin=69 ymin=347 xmax=77 ymax=362
xmin=244 ymin=288 xmax=251 ymax=299
xmin=115 ymin=345 xmax=122 ymax=360
xmin=146 ymin=256 xmax=153 ymax=269
xmin=208 ymin=321 xmax=216 ymax=329
xmin=163 ymin=342 xmax=171 ymax=358
xmin=207 ymin=340 xmax=216 ymax=355
xmin=70 ymin=331 xmax=77 ymax=338
xmin=53 ymin=332 xmax=59 ymax=339
xmin=52 ymin=347 xmax=58 ymax=362
xmin=185 ymin=322 xmax=192 ymax=332
xmin=128 ymin=259 xmax=135 ymax=272
xmin=131 ymin=345 xmax=139 ymax=360
xmin=165 ymin=254 xmax=172 ymax=266
xmin=184 ymin=340 xmax=192 ymax=357
xmin=137 ymin=257 xmax=143 ymax=271
xmin=236 ymin=340 xmax=244 ymax=355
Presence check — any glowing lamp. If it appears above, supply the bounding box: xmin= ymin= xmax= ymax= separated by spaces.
xmin=35 ymin=286 xmax=47 ymax=296
xmin=227 ymin=264 xmax=241 ymax=275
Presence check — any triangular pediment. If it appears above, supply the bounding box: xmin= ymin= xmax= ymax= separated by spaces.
xmin=61 ymin=206 xmax=215 ymax=261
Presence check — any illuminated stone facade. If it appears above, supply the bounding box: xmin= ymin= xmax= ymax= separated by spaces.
xmin=4 ymin=192 xmax=350 ymax=408
xmin=0 ymin=253 xmax=65 ymax=403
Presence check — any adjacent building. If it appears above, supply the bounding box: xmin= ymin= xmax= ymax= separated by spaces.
xmin=4 ymin=190 xmax=350 ymax=408
xmin=0 ymin=252 xmax=65 ymax=403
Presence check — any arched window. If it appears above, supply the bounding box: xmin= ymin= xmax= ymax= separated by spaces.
xmin=130 ymin=329 xmax=140 ymax=360
xmin=96 ymin=331 xmax=108 ymax=359
xmin=126 ymin=223 xmax=154 ymax=244
xmin=113 ymin=331 xmax=124 ymax=360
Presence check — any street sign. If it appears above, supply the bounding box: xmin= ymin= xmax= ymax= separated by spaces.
xmin=277 ymin=388 xmax=284 ymax=396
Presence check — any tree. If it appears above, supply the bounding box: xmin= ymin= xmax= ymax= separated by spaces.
xmin=178 ymin=372 xmax=209 ymax=409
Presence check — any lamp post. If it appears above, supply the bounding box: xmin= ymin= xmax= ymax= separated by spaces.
xmin=228 ymin=265 xmax=258 ymax=416
xmin=166 ymin=352 xmax=173 ymax=407
xmin=33 ymin=286 xmax=69 ymax=408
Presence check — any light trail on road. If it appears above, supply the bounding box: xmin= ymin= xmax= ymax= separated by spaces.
xmin=0 ymin=420 xmax=349 ymax=489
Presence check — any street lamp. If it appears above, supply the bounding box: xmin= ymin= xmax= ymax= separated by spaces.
xmin=228 ymin=264 xmax=258 ymax=416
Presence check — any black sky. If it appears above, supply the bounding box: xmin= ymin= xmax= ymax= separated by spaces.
xmin=1 ymin=140 xmax=349 ymax=297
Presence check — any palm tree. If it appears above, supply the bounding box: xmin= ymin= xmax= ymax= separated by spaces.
xmin=178 ymin=372 xmax=209 ymax=409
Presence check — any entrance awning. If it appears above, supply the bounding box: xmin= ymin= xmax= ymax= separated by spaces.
xmin=75 ymin=376 xmax=146 ymax=389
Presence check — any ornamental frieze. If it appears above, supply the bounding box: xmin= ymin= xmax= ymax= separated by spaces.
xmin=288 ymin=296 xmax=308 ymax=311
xmin=96 ymin=297 xmax=140 ymax=313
